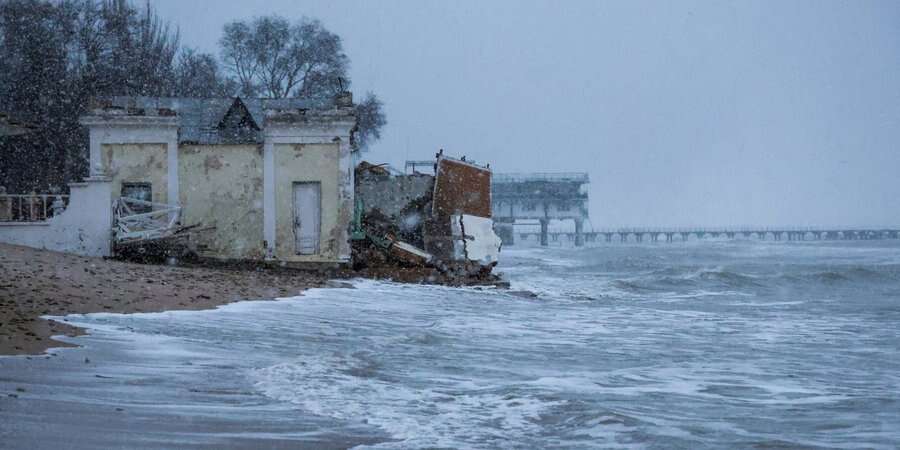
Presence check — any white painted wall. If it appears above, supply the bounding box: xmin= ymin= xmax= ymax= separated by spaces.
xmin=0 ymin=178 xmax=113 ymax=256
xmin=451 ymin=214 xmax=502 ymax=264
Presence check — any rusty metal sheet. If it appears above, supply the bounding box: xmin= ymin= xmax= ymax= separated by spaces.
xmin=431 ymin=157 xmax=492 ymax=219
xmin=425 ymin=156 xmax=492 ymax=260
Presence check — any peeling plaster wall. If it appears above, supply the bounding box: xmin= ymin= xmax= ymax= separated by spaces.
xmin=179 ymin=145 xmax=264 ymax=260
xmin=102 ymin=144 xmax=168 ymax=203
xmin=0 ymin=179 xmax=112 ymax=256
xmin=273 ymin=143 xmax=340 ymax=262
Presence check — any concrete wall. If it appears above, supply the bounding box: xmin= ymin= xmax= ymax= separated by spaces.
xmin=273 ymin=143 xmax=341 ymax=262
xmin=179 ymin=145 xmax=265 ymax=260
xmin=0 ymin=178 xmax=112 ymax=256
xmin=357 ymin=174 xmax=434 ymax=218
xmin=102 ymin=144 xmax=168 ymax=204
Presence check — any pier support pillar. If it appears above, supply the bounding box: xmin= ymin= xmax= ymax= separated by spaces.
xmin=496 ymin=222 xmax=515 ymax=246
xmin=540 ymin=218 xmax=549 ymax=247
xmin=574 ymin=218 xmax=584 ymax=247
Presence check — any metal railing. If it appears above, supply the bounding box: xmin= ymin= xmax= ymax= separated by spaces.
xmin=404 ymin=160 xmax=435 ymax=174
xmin=113 ymin=197 xmax=181 ymax=244
xmin=0 ymin=194 xmax=70 ymax=222
xmin=492 ymin=173 xmax=590 ymax=184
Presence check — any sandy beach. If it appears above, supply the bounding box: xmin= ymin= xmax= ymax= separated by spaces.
xmin=0 ymin=243 xmax=329 ymax=355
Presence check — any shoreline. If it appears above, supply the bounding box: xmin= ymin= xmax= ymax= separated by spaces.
xmin=0 ymin=243 xmax=330 ymax=356
xmin=0 ymin=243 xmax=505 ymax=356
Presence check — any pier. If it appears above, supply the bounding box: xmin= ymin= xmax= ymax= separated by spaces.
xmin=491 ymin=173 xmax=590 ymax=246
xmin=514 ymin=227 xmax=900 ymax=244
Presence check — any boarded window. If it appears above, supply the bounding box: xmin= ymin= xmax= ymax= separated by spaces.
xmin=121 ymin=182 xmax=152 ymax=213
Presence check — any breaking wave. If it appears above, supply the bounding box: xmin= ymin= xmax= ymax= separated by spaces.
xmin=595 ymin=264 xmax=900 ymax=301
xmin=788 ymin=266 xmax=899 ymax=284
xmin=605 ymin=267 xmax=762 ymax=295
xmin=253 ymin=354 xmax=567 ymax=449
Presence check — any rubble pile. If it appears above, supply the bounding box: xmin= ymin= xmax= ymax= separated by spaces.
xmin=352 ymin=153 xmax=504 ymax=285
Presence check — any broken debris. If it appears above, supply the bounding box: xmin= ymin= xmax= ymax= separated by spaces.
xmin=352 ymin=152 xmax=503 ymax=285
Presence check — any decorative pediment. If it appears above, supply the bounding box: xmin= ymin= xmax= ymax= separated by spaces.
xmin=217 ymin=97 xmax=261 ymax=143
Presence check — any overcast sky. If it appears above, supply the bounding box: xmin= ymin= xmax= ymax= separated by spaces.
xmin=154 ymin=0 xmax=900 ymax=228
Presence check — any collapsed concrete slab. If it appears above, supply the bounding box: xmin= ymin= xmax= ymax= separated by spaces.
xmin=451 ymin=214 xmax=501 ymax=265
xmin=352 ymin=152 xmax=503 ymax=284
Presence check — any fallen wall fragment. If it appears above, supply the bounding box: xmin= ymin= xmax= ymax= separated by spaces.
xmin=352 ymin=153 xmax=502 ymax=284
xmin=451 ymin=214 xmax=501 ymax=265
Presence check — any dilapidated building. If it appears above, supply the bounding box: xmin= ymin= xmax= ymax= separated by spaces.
xmin=0 ymin=94 xmax=358 ymax=266
xmin=0 ymin=96 xmax=505 ymax=281
xmin=81 ymin=95 xmax=357 ymax=264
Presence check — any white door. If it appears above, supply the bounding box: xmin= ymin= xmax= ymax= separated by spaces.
xmin=293 ymin=182 xmax=321 ymax=255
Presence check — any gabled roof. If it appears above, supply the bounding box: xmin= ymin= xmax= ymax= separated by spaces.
xmin=103 ymin=96 xmax=317 ymax=144
xmin=218 ymin=97 xmax=260 ymax=131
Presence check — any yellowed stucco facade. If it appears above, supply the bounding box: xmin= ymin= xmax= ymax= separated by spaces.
xmin=179 ymin=145 xmax=265 ymax=260
xmin=80 ymin=96 xmax=357 ymax=265
xmin=102 ymin=143 xmax=168 ymax=204
xmin=273 ymin=143 xmax=341 ymax=262
xmin=96 ymin=140 xmax=349 ymax=263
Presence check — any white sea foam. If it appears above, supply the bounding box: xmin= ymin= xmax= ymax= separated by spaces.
xmin=6 ymin=241 xmax=899 ymax=449
xmin=253 ymin=353 xmax=565 ymax=449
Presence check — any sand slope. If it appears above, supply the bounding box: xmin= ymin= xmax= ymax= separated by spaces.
xmin=0 ymin=243 xmax=326 ymax=355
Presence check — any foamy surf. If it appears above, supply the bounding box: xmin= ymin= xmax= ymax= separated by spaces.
xmin=2 ymin=240 xmax=899 ymax=449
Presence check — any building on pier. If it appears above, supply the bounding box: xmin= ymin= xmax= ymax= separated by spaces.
xmin=491 ymin=173 xmax=590 ymax=246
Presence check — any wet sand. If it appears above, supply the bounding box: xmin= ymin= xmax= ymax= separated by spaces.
xmin=0 ymin=243 xmax=328 ymax=355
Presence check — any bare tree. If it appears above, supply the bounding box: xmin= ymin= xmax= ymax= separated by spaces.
xmin=220 ymin=16 xmax=347 ymax=100
xmin=0 ymin=0 xmax=182 ymax=190
xmin=219 ymin=20 xmax=260 ymax=96
xmin=355 ymin=92 xmax=387 ymax=151
xmin=174 ymin=48 xmax=236 ymax=97
xmin=219 ymin=14 xmax=385 ymax=149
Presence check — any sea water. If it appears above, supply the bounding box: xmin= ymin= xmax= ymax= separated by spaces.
xmin=1 ymin=240 xmax=899 ymax=449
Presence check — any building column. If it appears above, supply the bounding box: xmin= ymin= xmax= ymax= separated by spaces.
xmin=263 ymin=140 xmax=276 ymax=259
xmin=574 ymin=218 xmax=584 ymax=246
xmin=540 ymin=218 xmax=549 ymax=247
xmin=89 ymin=129 xmax=103 ymax=176
xmin=336 ymin=137 xmax=353 ymax=261
xmin=166 ymin=138 xmax=179 ymax=206
xmin=497 ymin=222 xmax=515 ymax=246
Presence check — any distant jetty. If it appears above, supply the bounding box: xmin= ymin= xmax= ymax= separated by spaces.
xmin=519 ymin=227 xmax=900 ymax=244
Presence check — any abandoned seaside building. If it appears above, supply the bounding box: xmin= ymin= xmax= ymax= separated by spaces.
xmin=0 ymin=95 xmax=357 ymax=264
xmin=1 ymin=97 xmax=502 ymax=278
